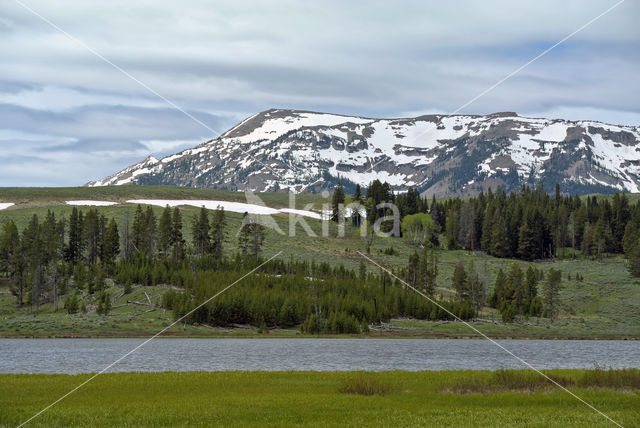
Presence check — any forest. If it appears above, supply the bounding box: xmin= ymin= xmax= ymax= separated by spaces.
xmin=1 ymin=181 xmax=640 ymax=331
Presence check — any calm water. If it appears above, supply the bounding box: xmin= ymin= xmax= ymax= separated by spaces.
xmin=0 ymin=338 xmax=638 ymax=374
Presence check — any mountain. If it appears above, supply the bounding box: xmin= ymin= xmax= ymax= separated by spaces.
xmin=87 ymin=109 xmax=640 ymax=196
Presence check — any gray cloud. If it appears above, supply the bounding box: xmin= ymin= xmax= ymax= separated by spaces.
xmin=0 ymin=0 xmax=638 ymax=186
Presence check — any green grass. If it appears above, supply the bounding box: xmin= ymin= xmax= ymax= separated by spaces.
xmin=0 ymin=185 xmax=324 ymax=209
xmin=338 ymin=373 xmax=393 ymax=395
xmin=0 ymin=370 xmax=638 ymax=427
xmin=1 ymin=186 xmax=640 ymax=339
xmin=444 ymin=367 xmax=640 ymax=393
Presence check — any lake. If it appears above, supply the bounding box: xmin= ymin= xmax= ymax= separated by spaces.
xmin=0 ymin=338 xmax=638 ymax=374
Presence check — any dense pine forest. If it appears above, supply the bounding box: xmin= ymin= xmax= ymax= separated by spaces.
xmin=1 ymin=182 xmax=640 ymax=332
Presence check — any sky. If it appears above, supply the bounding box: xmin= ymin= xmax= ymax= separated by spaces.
xmin=1 ymin=0 xmax=638 ymax=186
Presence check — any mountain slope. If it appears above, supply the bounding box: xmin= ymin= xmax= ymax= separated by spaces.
xmin=88 ymin=109 xmax=640 ymax=196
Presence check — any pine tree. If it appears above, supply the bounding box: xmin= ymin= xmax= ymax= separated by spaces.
xmin=353 ymin=184 xmax=362 ymax=202
xmin=467 ymin=263 xmax=485 ymax=316
xmin=351 ymin=185 xmax=363 ymax=227
xmin=192 ymin=206 xmax=211 ymax=256
xmin=0 ymin=220 xmax=25 ymax=305
xmin=452 ymin=261 xmax=469 ymax=302
xmin=143 ymin=206 xmax=157 ymax=256
xmin=158 ymin=206 xmax=173 ymax=258
xmin=211 ymin=207 xmax=226 ymax=260
xmin=419 ymin=247 xmax=438 ymax=296
xmin=96 ymin=290 xmax=111 ymax=315
xmin=23 ymin=214 xmax=44 ymax=312
xmin=542 ymin=268 xmax=562 ymax=321
xmin=626 ymin=238 xmax=640 ymax=277
xmin=132 ymin=205 xmax=145 ymax=257
xmin=84 ymin=209 xmax=100 ymax=265
xmin=407 ymin=251 xmax=420 ymax=288
xmin=517 ymin=215 xmax=537 ymax=261
xmin=490 ymin=213 xmax=509 ymax=257
xmin=171 ymin=207 xmax=185 ymax=262
xmin=238 ymin=212 xmax=250 ymax=257
xmin=249 ymin=221 xmax=266 ymax=259
xmin=331 ymin=183 xmax=345 ymax=222
xmin=67 ymin=207 xmax=82 ymax=264
xmin=507 ymin=263 xmax=524 ymax=315
xmin=489 ymin=268 xmax=506 ymax=308
xmin=405 ymin=187 xmax=420 ymax=215
xmin=102 ymin=218 xmax=120 ymax=266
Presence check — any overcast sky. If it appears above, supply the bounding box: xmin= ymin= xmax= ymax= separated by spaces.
xmin=1 ymin=0 xmax=638 ymax=186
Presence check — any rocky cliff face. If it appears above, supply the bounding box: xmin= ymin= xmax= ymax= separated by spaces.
xmin=88 ymin=109 xmax=640 ymax=196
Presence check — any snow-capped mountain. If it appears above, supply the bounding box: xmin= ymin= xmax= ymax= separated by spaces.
xmin=87 ymin=109 xmax=640 ymax=196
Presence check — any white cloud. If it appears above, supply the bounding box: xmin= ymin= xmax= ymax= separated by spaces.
xmin=0 ymin=85 xmax=166 ymax=112
xmin=139 ymin=139 xmax=204 ymax=155
xmin=523 ymin=106 xmax=640 ymax=127
xmin=0 ymin=0 xmax=637 ymax=186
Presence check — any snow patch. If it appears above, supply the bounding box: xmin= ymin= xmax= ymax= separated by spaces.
xmin=66 ymin=200 xmax=119 ymax=206
xmin=279 ymin=208 xmax=322 ymax=219
xmin=0 ymin=203 xmax=15 ymax=210
xmin=127 ymin=199 xmax=322 ymax=219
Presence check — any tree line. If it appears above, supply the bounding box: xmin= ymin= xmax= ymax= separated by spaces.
xmin=353 ymin=180 xmax=640 ymax=275
xmin=0 ymin=204 xmax=266 ymax=314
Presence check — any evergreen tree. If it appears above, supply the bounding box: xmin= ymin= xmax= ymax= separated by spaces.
xmin=445 ymin=207 xmax=460 ymax=250
xmin=458 ymin=202 xmax=476 ymax=251
xmin=452 ymin=261 xmax=469 ymax=302
xmin=467 ymin=263 xmax=485 ymax=316
xmin=331 ymin=183 xmax=345 ymax=222
xmin=211 ymin=207 xmax=226 ymax=260
xmin=353 ymin=184 xmax=362 ymax=202
xmin=419 ymin=247 xmax=438 ymax=296
xmin=351 ymin=185 xmax=363 ymax=227
xmin=626 ymin=237 xmax=640 ymax=277
xmin=171 ymin=207 xmax=185 ymax=262
xmin=507 ymin=263 xmax=524 ymax=315
xmin=83 ymin=209 xmax=101 ymax=265
xmin=405 ymin=187 xmax=420 ymax=215
xmin=238 ymin=214 xmax=266 ymax=259
xmin=96 ymin=290 xmax=111 ymax=315
xmin=143 ymin=206 xmax=157 ymax=256
xmin=102 ymin=218 xmax=120 ymax=267
xmin=542 ymin=268 xmax=563 ymax=321
xmin=407 ymin=251 xmax=420 ymax=288
xmin=238 ymin=212 xmax=250 ymax=257
xmin=132 ymin=205 xmax=146 ymax=256
xmin=158 ymin=205 xmax=174 ymax=258
xmin=192 ymin=206 xmax=211 ymax=256
xmin=249 ymin=221 xmax=266 ymax=259
xmin=67 ymin=207 xmax=82 ymax=264
xmin=490 ymin=213 xmax=509 ymax=257
xmin=489 ymin=268 xmax=506 ymax=308
xmin=0 ymin=220 xmax=25 ymax=305
xmin=517 ymin=214 xmax=537 ymax=260
xmin=22 ymin=214 xmax=44 ymax=312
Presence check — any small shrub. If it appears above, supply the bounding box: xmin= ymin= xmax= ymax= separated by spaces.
xmin=64 ymin=294 xmax=80 ymax=314
xmin=443 ymin=368 xmax=640 ymax=394
xmin=579 ymin=367 xmax=640 ymax=389
xmin=257 ymin=318 xmax=269 ymax=334
xmin=123 ymin=279 xmax=132 ymax=295
xmin=96 ymin=291 xmax=111 ymax=315
xmin=339 ymin=374 xmax=392 ymax=396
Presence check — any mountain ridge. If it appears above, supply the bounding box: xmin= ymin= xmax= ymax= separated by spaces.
xmin=87 ymin=108 xmax=640 ymax=196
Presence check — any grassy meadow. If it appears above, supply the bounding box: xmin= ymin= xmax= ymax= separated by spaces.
xmin=0 ymin=186 xmax=639 ymax=339
xmin=1 ymin=370 xmax=638 ymax=427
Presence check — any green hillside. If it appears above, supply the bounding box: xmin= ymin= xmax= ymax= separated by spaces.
xmin=0 ymin=186 xmax=638 ymax=339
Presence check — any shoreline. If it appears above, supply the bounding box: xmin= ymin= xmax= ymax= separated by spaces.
xmin=1 ymin=331 xmax=638 ymax=340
